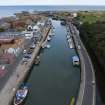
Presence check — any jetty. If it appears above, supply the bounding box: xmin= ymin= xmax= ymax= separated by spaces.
xmin=0 ymin=24 xmax=51 ymax=105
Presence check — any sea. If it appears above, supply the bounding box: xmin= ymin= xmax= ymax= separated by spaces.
xmin=0 ymin=5 xmax=105 ymax=18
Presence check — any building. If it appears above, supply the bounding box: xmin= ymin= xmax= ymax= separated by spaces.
xmin=11 ymin=20 xmax=26 ymax=30
xmin=0 ymin=36 xmax=14 ymax=44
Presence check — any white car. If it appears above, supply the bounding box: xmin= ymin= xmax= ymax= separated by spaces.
xmin=30 ymin=44 xmax=36 ymax=49
xmin=92 ymin=80 xmax=95 ymax=85
xmin=23 ymin=50 xmax=27 ymax=54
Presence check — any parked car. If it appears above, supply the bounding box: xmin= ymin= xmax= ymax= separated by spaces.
xmin=23 ymin=50 xmax=27 ymax=54
xmin=27 ymin=50 xmax=33 ymax=54
xmin=30 ymin=44 xmax=36 ymax=49
xmin=24 ymin=54 xmax=31 ymax=59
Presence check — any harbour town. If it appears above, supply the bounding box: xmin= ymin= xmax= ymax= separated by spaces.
xmin=0 ymin=10 xmax=96 ymax=105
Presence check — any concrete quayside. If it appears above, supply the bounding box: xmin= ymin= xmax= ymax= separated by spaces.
xmin=0 ymin=19 xmax=51 ymax=105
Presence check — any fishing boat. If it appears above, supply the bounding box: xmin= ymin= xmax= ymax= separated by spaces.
xmin=14 ymin=85 xmax=28 ymax=105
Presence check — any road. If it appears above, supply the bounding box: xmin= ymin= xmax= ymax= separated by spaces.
xmin=68 ymin=22 xmax=96 ymax=105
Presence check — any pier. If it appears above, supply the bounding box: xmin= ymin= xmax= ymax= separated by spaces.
xmin=0 ymin=25 xmax=51 ymax=105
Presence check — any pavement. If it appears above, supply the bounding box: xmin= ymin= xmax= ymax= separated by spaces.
xmin=68 ymin=23 xmax=96 ymax=105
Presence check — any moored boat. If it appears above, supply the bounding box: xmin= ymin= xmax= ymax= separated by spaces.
xmin=34 ymin=56 xmax=40 ymax=65
xmin=66 ymin=35 xmax=71 ymax=39
xmin=46 ymin=44 xmax=51 ymax=48
xmin=72 ymin=56 xmax=80 ymax=66
xmin=14 ymin=85 xmax=28 ymax=105
xmin=47 ymin=36 xmax=51 ymax=41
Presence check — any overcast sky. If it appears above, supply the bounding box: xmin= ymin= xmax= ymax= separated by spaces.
xmin=0 ymin=0 xmax=105 ymax=5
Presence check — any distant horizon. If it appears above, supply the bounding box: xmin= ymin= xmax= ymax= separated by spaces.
xmin=0 ymin=5 xmax=105 ymax=18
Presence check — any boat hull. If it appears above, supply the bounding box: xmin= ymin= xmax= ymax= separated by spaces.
xmin=14 ymin=86 xmax=28 ymax=105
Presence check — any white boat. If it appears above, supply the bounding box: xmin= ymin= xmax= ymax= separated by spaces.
xmin=46 ymin=44 xmax=51 ymax=48
xmin=69 ymin=42 xmax=74 ymax=49
xmin=47 ymin=36 xmax=51 ymax=41
xmin=68 ymin=38 xmax=72 ymax=42
xmin=52 ymin=32 xmax=55 ymax=36
xmin=42 ymin=41 xmax=47 ymax=48
xmin=49 ymin=32 xmax=55 ymax=36
xmin=66 ymin=35 xmax=71 ymax=39
xmin=14 ymin=85 xmax=28 ymax=105
xmin=34 ymin=56 xmax=40 ymax=65
xmin=72 ymin=56 xmax=80 ymax=66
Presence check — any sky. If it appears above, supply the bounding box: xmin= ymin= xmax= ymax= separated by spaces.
xmin=0 ymin=0 xmax=105 ymax=5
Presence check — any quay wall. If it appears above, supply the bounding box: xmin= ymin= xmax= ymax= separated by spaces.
xmin=67 ymin=23 xmax=85 ymax=105
xmin=68 ymin=23 xmax=96 ymax=105
xmin=69 ymin=25 xmax=86 ymax=105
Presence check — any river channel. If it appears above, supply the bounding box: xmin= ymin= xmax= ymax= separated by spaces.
xmin=24 ymin=20 xmax=80 ymax=105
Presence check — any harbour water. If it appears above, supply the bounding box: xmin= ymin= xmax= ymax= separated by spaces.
xmin=24 ymin=20 xmax=80 ymax=105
